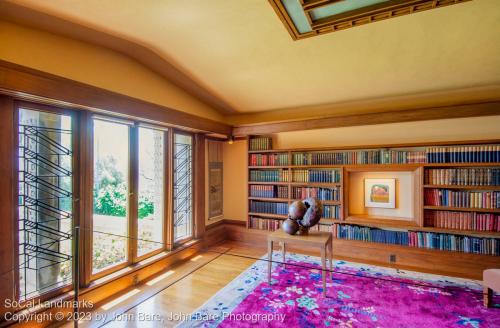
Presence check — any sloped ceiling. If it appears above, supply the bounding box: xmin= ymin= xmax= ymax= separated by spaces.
xmin=1 ymin=0 xmax=500 ymax=118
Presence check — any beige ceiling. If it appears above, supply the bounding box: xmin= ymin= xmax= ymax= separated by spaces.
xmin=3 ymin=0 xmax=500 ymax=115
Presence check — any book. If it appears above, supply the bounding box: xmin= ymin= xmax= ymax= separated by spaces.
xmin=332 ymin=223 xmax=500 ymax=255
xmin=425 ymin=168 xmax=500 ymax=186
xmin=424 ymin=189 xmax=500 ymax=209
xmin=292 ymin=186 xmax=340 ymax=201
xmin=424 ymin=210 xmax=500 ymax=231
xmin=249 ymin=153 xmax=289 ymax=166
xmin=249 ymin=201 xmax=288 ymax=215
xmin=249 ymin=137 xmax=272 ymax=151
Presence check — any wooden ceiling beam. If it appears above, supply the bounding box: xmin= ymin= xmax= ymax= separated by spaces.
xmin=232 ymin=102 xmax=500 ymax=136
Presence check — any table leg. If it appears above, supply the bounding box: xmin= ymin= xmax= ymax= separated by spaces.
xmin=329 ymin=239 xmax=333 ymax=279
xmin=282 ymin=242 xmax=286 ymax=269
xmin=268 ymin=240 xmax=273 ymax=285
xmin=321 ymin=246 xmax=326 ymax=297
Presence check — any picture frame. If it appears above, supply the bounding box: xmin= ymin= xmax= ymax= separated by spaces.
xmin=364 ymin=178 xmax=396 ymax=209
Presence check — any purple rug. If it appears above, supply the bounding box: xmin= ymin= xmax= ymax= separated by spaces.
xmin=178 ymin=253 xmax=500 ymax=328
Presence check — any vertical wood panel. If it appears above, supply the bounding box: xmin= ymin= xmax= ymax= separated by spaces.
xmin=194 ymin=134 xmax=206 ymax=239
xmin=0 ymin=96 xmax=15 ymax=313
xmin=80 ymin=111 xmax=93 ymax=287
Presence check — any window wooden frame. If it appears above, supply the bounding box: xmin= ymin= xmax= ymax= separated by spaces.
xmin=172 ymin=129 xmax=195 ymax=246
xmin=90 ymin=115 xmax=133 ymax=280
xmin=133 ymin=125 xmax=170 ymax=262
xmin=89 ymin=116 xmax=176 ymax=280
xmin=12 ymin=100 xmax=80 ymax=303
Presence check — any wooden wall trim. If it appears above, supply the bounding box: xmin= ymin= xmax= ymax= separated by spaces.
xmin=0 ymin=60 xmax=232 ymax=135
xmin=0 ymin=96 xmax=16 ymax=315
xmin=0 ymin=0 xmax=237 ymax=115
xmin=194 ymin=134 xmax=206 ymax=239
xmin=233 ymin=102 xmax=500 ymax=136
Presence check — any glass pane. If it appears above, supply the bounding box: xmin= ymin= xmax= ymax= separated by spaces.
xmin=137 ymin=127 xmax=165 ymax=257
xmin=18 ymin=108 xmax=73 ymax=301
xmin=173 ymin=133 xmax=193 ymax=242
xmin=92 ymin=119 xmax=129 ymax=273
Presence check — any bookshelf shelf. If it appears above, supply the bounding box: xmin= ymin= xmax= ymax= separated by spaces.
xmin=423 ymin=185 xmax=500 ymax=190
xmin=289 ymin=182 xmax=342 ymax=187
xmin=248 ymin=166 xmax=290 ymax=169
xmin=423 ymin=206 xmax=500 ymax=213
xmin=291 ymin=199 xmax=340 ymax=205
xmin=248 ymin=212 xmax=287 ymax=219
xmin=248 ymin=181 xmax=289 ymax=185
xmin=249 ymin=197 xmax=289 ymax=202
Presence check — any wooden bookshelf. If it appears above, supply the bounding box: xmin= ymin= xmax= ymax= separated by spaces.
xmin=247 ymin=137 xmax=500 ymax=265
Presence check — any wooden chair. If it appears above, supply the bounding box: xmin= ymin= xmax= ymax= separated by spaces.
xmin=483 ymin=269 xmax=500 ymax=307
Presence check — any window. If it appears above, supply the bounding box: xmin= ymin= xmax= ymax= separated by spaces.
xmin=173 ymin=133 xmax=193 ymax=242
xmin=137 ymin=127 xmax=166 ymax=257
xmin=91 ymin=119 xmax=176 ymax=276
xmin=17 ymin=107 xmax=73 ymax=301
xmin=92 ymin=119 xmax=130 ymax=273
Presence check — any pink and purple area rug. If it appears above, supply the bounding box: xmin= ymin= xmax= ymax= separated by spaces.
xmin=177 ymin=252 xmax=500 ymax=328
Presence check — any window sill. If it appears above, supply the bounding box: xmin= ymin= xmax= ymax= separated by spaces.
xmin=85 ymin=238 xmax=201 ymax=292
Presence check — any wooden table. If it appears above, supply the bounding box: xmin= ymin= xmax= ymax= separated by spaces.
xmin=267 ymin=230 xmax=333 ymax=297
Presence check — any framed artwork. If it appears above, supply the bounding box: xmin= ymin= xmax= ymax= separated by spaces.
xmin=364 ymin=178 xmax=396 ymax=209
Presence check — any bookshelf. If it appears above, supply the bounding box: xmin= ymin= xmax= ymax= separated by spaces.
xmin=247 ymin=136 xmax=500 ymax=261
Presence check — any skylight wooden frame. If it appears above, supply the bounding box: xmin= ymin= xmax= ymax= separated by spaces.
xmin=269 ymin=0 xmax=472 ymax=40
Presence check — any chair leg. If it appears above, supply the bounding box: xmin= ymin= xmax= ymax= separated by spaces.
xmin=483 ymin=286 xmax=492 ymax=308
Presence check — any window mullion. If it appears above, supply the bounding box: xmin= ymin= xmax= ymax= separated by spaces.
xmin=129 ymin=125 xmax=139 ymax=263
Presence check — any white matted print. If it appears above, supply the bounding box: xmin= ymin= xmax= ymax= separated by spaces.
xmin=364 ymin=178 xmax=396 ymax=208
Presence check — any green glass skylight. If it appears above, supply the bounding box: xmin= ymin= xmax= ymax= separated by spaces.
xmin=271 ymin=0 xmax=471 ymax=40
xmin=282 ymin=0 xmax=313 ymax=33
xmin=310 ymin=0 xmax=390 ymax=21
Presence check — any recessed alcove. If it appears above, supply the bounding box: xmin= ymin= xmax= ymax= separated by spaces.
xmin=344 ymin=165 xmax=423 ymax=227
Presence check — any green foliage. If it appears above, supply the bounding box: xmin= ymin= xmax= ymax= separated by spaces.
xmin=93 ymin=156 xmax=154 ymax=218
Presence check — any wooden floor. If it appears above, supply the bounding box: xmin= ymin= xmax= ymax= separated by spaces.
xmin=62 ymin=242 xmax=268 ymax=328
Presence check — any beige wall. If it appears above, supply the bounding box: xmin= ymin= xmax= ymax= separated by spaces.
xmin=222 ymin=116 xmax=500 ymax=222
xmin=0 ymin=20 xmax=223 ymax=122
xmin=348 ymin=171 xmax=414 ymax=220
xmin=222 ymin=139 xmax=248 ymax=222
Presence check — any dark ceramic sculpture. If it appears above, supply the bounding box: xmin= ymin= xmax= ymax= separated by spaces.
xmin=281 ymin=218 xmax=299 ymax=235
xmin=282 ymin=197 xmax=323 ymax=235
xmin=288 ymin=200 xmax=307 ymax=220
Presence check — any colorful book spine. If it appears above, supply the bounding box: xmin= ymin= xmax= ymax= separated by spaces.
xmin=424 ymin=189 xmax=500 ymax=209
xmin=249 ymin=201 xmax=288 ymax=215
xmin=323 ymin=205 xmax=341 ymax=219
xmin=424 ymin=210 xmax=500 ymax=232
xmin=291 ymin=169 xmax=341 ymax=183
xmin=426 ymin=145 xmax=500 ymax=163
xmin=332 ymin=224 xmax=409 ymax=245
xmin=408 ymin=231 xmax=499 ymax=256
xmin=425 ymin=168 xmax=500 ymax=186
xmin=249 ymin=185 xmax=288 ymax=198
xmin=249 ymin=216 xmax=281 ymax=231
xmin=249 ymin=169 xmax=290 ymax=182
xmin=249 ymin=153 xmax=289 ymax=166
xmin=332 ymin=224 xmax=500 ymax=256
xmin=249 ymin=137 xmax=272 ymax=151
xmin=291 ymin=186 xmax=341 ymax=201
